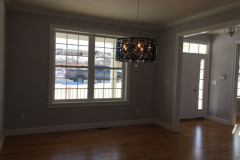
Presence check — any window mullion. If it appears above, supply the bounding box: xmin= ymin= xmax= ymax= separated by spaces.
xmin=88 ymin=35 xmax=95 ymax=100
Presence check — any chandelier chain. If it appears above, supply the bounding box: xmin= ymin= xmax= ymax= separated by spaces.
xmin=136 ymin=0 xmax=139 ymax=37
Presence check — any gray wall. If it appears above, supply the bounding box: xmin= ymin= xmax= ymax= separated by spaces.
xmin=208 ymin=33 xmax=240 ymax=120
xmin=5 ymin=10 xmax=156 ymax=129
xmin=237 ymin=101 xmax=240 ymax=116
xmin=184 ymin=34 xmax=212 ymax=42
xmin=0 ymin=0 xmax=5 ymax=140
xmin=155 ymin=7 xmax=240 ymax=125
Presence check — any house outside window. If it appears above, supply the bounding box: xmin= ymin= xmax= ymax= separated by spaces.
xmin=49 ymin=27 xmax=129 ymax=106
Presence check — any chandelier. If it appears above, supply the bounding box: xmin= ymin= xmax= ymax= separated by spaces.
xmin=224 ymin=26 xmax=239 ymax=37
xmin=116 ymin=0 xmax=157 ymax=64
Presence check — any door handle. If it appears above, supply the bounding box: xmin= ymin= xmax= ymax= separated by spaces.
xmin=193 ymin=89 xmax=197 ymax=91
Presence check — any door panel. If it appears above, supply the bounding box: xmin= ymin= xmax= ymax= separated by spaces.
xmin=180 ymin=54 xmax=198 ymax=119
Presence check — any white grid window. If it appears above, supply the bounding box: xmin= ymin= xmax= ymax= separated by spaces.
xmin=198 ymin=59 xmax=205 ymax=110
xmin=237 ymin=68 xmax=240 ymax=98
xmin=50 ymin=28 xmax=128 ymax=104
xmin=183 ymin=42 xmax=208 ymax=54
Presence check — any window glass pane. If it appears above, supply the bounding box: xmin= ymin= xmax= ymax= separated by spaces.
xmin=104 ymin=89 xmax=113 ymax=98
xmin=105 ymin=48 xmax=114 ymax=58
xmin=183 ymin=42 xmax=189 ymax=53
xmin=105 ymin=38 xmax=115 ymax=48
xmin=79 ymin=35 xmax=89 ymax=46
xmin=78 ymin=56 xmax=88 ymax=67
xmin=55 ymin=55 xmax=66 ymax=66
xmin=65 ymin=68 xmax=88 ymax=85
xmin=114 ymin=89 xmax=122 ymax=98
xmin=78 ymin=46 xmax=88 ymax=56
xmin=56 ymin=44 xmax=66 ymax=55
xmin=95 ymin=47 xmax=104 ymax=57
xmin=95 ymin=37 xmax=104 ymax=47
xmin=199 ymin=44 xmax=207 ymax=54
xmin=55 ymin=88 xmax=66 ymax=100
xmin=189 ymin=43 xmax=198 ymax=53
xmin=67 ymin=56 xmax=78 ymax=66
xmin=199 ymin=80 xmax=204 ymax=90
xmin=54 ymin=77 xmax=67 ymax=100
xmin=199 ymin=70 xmax=204 ymax=79
xmin=78 ymin=89 xmax=87 ymax=99
xmin=68 ymin=34 xmax=78 ymax=45
xmin=66 ymin=88 xmax=78 ymax=99
xmin=55 ymin=67 xmax=66 ymax=78
xmin=200 ymin=59 xmax=205 ymax=69
xmin=198 ymin=100 xmax=203 ymax=110
xmin=56 ymin=32 xmax=67 ymax=44
xmin=94 ymin=89 xmax=104 ymax=99
xmin=67 ymin=45 xmax=78 ymax=56
xmin=198 ymin=90 xmax=203 ymax=100
xmin=238 ymin=89 xmax=240 ymax=97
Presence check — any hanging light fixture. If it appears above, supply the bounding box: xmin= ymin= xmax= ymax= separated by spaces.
xmin=116 ymin=0 xmax=157 ymax=64
xmin=224 ymin=27 xmax=239 ymax=37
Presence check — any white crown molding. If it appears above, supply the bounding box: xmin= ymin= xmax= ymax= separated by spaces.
xmin=159 ymin=2 xmax=240 ymax=30
xmin=6 ymin=3 xmax=159 ymax=31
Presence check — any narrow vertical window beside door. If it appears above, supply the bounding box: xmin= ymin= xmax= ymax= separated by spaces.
xmin=198 ymin=59 xmax=205 ymax=110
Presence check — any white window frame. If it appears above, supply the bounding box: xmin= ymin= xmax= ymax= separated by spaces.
xmin=48 ymin=25 xmax=130 ymax=107
xmin=182 ymin=40 xmax=210 ymax=55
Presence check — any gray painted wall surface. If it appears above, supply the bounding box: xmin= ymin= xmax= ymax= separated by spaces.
xmin=5 ymin=10 xmax=156 ymax=129
xmin=237 ymin=101 xmax=240 ymax=116
xmin=0 ymin=0 xmax=5 ymax=140
xmin=208 ymin=33 xmax=240 ymax=120
xmin=185 ymin=34 xmax=212 ymax=42
xmin=155 ymin=7 xmax=240 ymax=125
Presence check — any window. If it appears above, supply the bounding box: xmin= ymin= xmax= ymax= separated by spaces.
xmin=183 ymin=42 xmax=208 ymax=54
xmin=237 ymin=68 xmax=240 ymax=98
xmin=198 ymin=59 xmax=205 ymax=110
xmin=49 ymin=28 xmax=128 ymax=105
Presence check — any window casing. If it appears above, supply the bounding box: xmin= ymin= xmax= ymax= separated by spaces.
xmin=49 ymin=27 xmax=128 ymax=105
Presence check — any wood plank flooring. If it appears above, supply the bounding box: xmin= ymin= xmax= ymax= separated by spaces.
xmin=0 ymin=119 xmax=240 ymax=160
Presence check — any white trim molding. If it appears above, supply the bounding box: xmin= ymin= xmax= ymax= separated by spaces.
xmin=5 ymin=119 xmax=154 ymax=136
xmin=160 ymin=2 xmax=240 ymax=29
xmin=154 ymin=120 xmax=175 ymax=132
xmin=206 ymin=115 xmax=230 ymax=125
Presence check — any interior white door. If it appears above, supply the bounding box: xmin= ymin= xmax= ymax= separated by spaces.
xmin=180 ymin=54 xmax=209 ymax=119
xmin=180 ymin=54 xmax=198 ymax=119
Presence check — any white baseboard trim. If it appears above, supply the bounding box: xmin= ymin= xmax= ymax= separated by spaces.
xmin=0 ymin=133 xmax=5 ymax=153
xmin=5 ymin=119 xmax=154 ymax=136
xmin=206 ymin=115 xmax=229 ymax=125
xmin=154 ymin=119 xmax=175 ymax=131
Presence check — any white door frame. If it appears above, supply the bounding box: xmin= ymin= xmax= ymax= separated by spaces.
xmin=231 ymin=42 xmax=240 ymax=125
xmin=172 ymin=19 xmax=240 ymax=132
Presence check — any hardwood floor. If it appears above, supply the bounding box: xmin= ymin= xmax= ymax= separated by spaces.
xmin=0 ymin=119 xmax=239 ymax=160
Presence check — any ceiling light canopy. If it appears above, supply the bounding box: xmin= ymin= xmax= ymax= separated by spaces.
xmin=116 ymin=0 xmax=157 ymax=64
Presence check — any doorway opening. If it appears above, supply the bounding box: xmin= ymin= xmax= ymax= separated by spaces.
xmin=174 ymin=23 xmax=240 ymax=132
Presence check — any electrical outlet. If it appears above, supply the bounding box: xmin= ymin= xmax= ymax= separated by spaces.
xmin=20 ymin=114 xmax=26 ymax=120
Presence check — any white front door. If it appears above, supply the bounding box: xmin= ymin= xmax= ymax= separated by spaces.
xmin=180 ymin=54 xmax=209 ymax=119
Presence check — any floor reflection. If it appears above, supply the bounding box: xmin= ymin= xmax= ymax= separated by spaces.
xmin=233 ymin=123 xmax=240 ymax=158
xmin=194 ymin=126 xmax=202 ymax=159
xmin=51 ymin=147 xmax=120 ymax=160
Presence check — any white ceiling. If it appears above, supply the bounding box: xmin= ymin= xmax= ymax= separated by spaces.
xmin=6 ymin=0 xmax=240 ymax=27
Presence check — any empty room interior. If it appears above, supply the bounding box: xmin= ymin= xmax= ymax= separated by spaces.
xmin=1 ymin=0 xmax=240 ymax=159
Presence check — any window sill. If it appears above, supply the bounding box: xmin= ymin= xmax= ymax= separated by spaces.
xmin=48 ymin=100 xmax=129 ymax=108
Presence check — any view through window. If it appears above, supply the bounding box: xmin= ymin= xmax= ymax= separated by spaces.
xmin=52 ymin=29 xmax=127 ymax=103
